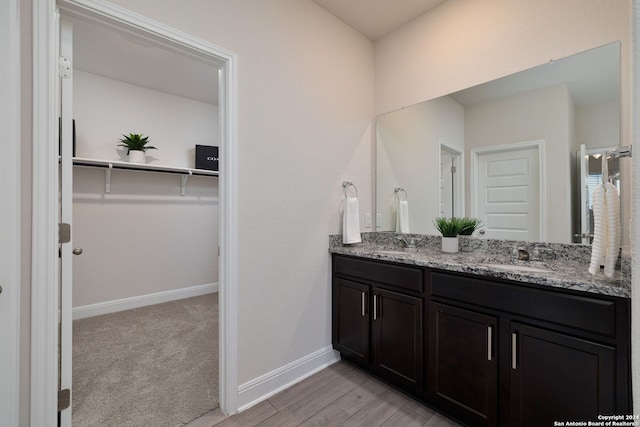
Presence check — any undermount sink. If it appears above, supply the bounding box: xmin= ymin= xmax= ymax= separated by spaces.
xmin=483 ymin=263 xmax=549 ymax=273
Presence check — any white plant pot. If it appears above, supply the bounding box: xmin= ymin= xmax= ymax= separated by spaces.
xmin=128 ymin=150 xmax=146 ymax=164
xmin=441 ymin=236 xmax=459 ymax=253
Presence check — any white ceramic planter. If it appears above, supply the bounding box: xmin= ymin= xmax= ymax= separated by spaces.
xmin=441 ymin=236 xmax=459 ymax=253
xmin=128 ymin=150 xmax=146 ymax=164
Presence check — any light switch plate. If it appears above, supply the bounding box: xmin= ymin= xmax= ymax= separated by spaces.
xmin=376 ymin=213 xmax=382 ymax=227
xmin=365 ymin=213 xmax=371 ymax=228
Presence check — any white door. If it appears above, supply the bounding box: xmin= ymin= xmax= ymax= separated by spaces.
xmin=59 ymin=18 xmax=74 ymax=427
xmin=0 ymin=0 xmax=21 ymax=424
xmin=473 ymin=143 xmax=542 ymax=240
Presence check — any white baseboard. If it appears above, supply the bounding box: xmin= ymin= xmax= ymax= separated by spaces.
xmin=237 ymin=345 xmax=341 ymax=412
xmin=73 ymin=282 xmax=219 ymax=320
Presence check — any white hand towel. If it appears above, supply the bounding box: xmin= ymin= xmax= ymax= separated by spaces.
xmin=603 ymin=182 xmax=620 ymax=277
xmin=396 ymin=200 xmax=410 ymax=233
xmin=588 ymin=184 xmax=606 ymax=275
xmin=343 ymin=196 xmax=362 ymax=244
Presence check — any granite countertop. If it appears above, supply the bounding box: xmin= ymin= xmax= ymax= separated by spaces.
xmin=329 ymin=233 xmax=630 ymax=298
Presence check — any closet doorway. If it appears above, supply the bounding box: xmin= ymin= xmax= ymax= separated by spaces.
xmin=47 ymin=1 xmax=239 ymax=425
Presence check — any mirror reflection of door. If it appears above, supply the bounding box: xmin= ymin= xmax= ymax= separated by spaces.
xmin=439 ymin=144 xmax=462 ymax=218
xmin=578 ymin=144 xmax=621 ymax=244
xmin=472 ymin=142 xmax=542 ymax=241
xmin=440 ymin=150 xmax=454 ymax=217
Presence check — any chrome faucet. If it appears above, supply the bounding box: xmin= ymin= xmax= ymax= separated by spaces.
xmin=395 ymin=235 xmax=419 ymax=249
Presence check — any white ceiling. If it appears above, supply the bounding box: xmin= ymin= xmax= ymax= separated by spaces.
xmin=70 ymin=3 xmax=617 ymax=110
xmin=312 ymin=0 xmax=447 ymax=40
xmin=72 ymin=18 xmax=219 ymax=105
xmin=71 ymin=1 xmax=446 ymax=103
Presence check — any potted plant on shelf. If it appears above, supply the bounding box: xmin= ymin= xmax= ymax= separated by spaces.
xmin=459 ymin=217 xmax=483 ymax=236
xmin=433 ymin=216 xmax=464 ymax=253
xmin=118 ymin=133 xmax=157 ymax=164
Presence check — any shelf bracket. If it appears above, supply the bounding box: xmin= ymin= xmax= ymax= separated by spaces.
xmin=105 ymin=163 xmax=113 ymax=193
xmin=181 ymin=170 xmax=192 ymax=196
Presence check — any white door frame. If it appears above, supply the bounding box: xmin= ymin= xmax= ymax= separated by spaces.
xmin=470 ymin=140 xmax=546 ymax=241
xmin=439 ymin=140 xmax=464 ymax=217
xmin=32 ymin=1 xmax=239 ymax=424
xmin=0 ymin=0 xmax=22 ymax=425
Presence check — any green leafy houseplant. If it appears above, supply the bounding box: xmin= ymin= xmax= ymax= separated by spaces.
xmin=433 ymin=217 xmax=465 ymax=237
xmin=458 ymin=217 xmax=483 ymax=236
xmin=117 ymin=133 xmax=157 ymax=154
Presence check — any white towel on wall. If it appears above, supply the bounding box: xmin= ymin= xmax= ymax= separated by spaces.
xmin=588 ymin=183 xmax=620 ymax=278
xmin=343 ymin=196 xmax=362 ymax=244
xmin=396 ymin=200 xmax=410 ymax=233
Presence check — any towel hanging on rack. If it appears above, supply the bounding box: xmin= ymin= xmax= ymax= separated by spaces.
xmin=394 ymin=188 xmax=410 ymax=233
xmin=588 ymin=156 xmax=620 ymax=278
xmin=342 ymin=181 xmax=361 ymax=244
xmin=603 ymin=181 xmax=620 ymax=277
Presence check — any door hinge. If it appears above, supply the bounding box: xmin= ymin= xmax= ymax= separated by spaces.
xmin=59 ymin=57 xmax=72 ymax=79
xmin=58 ymin=388 xmax=71 ymax=411
xmin=59 ymin=223 xmax=71 ymax=244
xmin=450 ymin=165 xmax=456 ymax=174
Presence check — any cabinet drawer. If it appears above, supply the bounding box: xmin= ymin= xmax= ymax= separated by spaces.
xmin=430 ymin=270 xmax=616 ymax=337
xmin=334 ymin=255 xmax=423 ymax=293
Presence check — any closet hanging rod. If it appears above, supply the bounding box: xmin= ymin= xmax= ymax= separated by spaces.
xmin=72 ymin=157 xmax=219 ymax=177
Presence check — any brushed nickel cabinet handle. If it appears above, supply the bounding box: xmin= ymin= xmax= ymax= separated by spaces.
xmin=361 ymin=292 xmax=365 ymax=317
xmin=512 ymin=332 xmax=518 ymax=370
xmin=373 ymin=294 xmax=377 ymax=320
xmin=487 ymin=326 xmax=492 ymax=361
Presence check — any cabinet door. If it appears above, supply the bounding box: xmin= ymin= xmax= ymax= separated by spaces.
xmin=510 ymin=322 xmax=616 ymax=427
xmin=372 ymin=288 xmax=423 ymax=391
xmin=428 ymin=302 xmax=498 ymax=427
xmin=333 ymin=278 xmax=370 ymax=365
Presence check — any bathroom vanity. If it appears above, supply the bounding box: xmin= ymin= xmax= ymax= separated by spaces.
xmin=330 ymin=235 xmax=631 ymax=427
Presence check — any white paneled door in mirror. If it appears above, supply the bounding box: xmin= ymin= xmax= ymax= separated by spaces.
xmin=471 ymin=142 xmax=542 ymax=241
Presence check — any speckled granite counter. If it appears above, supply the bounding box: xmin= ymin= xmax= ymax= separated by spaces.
xmin=329 ymin=232 xmax=631 ymax=298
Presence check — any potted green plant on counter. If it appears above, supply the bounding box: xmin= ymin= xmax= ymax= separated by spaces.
xmin=459 ymin=217 xmax=483 ymax=236
xmin=433 ymin=216 xmax=464 ymax=253
xmin=118 ymin=133 xmax=157 ymax=164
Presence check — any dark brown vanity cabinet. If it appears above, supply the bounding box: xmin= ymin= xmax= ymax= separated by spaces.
xmin=373 ymin=287 xmax=423 ymax=391
xmin=332 ymin=255 xmax=424 ymax=393
xmin=332 ymin=255 xmax=631 ymax=426
xmin=429 ymin=269 xmax=631 ymax=427
xmin=428 ymin=302 xmax=498 ymax=426
xmin=334 ymin=278 xmax=370 ymax=366
xmin=509 ymin=322 xmax=616 ymax=426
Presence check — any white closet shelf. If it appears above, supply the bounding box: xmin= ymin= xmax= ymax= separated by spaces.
xmin=72 ymin=157 xmax=218 ymax=196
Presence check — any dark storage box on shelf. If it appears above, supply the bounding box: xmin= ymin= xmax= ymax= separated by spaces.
xmin=195 ymin=144 xmax=218 ymax=171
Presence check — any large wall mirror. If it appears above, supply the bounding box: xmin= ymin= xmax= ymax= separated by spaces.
xmin=376 ymin=42 xmax=620 ymax=244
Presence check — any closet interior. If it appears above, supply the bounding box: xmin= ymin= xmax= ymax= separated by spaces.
xmin=66 ymin=15 xmax=221 ymax=425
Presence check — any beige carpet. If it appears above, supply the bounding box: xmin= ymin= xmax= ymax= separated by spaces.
xmin=72 ymin=293 xmax=218 ymax=426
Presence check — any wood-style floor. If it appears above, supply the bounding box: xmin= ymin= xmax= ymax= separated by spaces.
xmin=186 ymin=361 xmax=463 ymax=427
